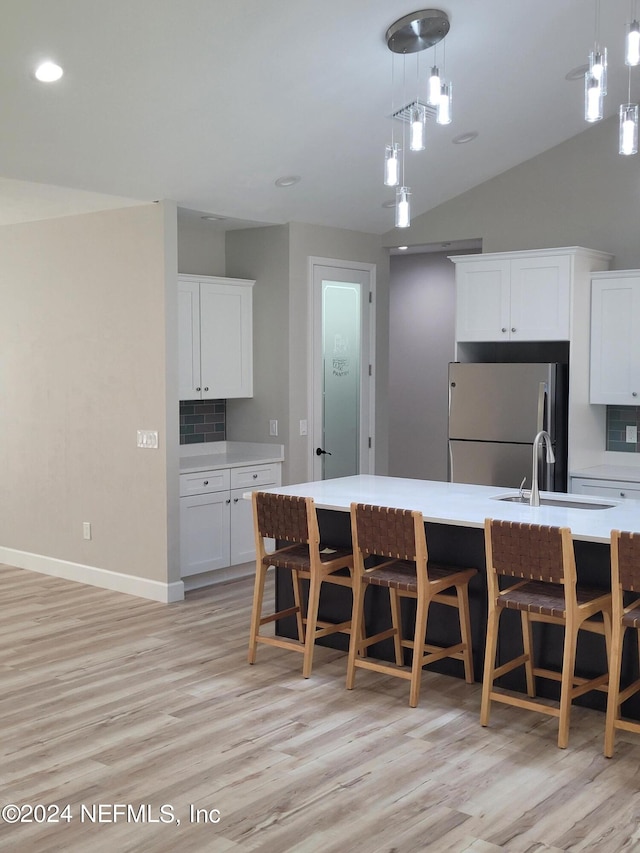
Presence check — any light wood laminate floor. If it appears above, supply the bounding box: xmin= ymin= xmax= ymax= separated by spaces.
xmin=1 ymin=563 xmax=640 ymax=853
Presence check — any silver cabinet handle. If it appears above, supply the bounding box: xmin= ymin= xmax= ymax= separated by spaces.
xmin=233 ymin=497 xmax=239 ymax=503
xmin=253 ymin=473 xmax=258 ymax=479
xmin=501 ymin=327 xmax=507 ymax=333
xmin=195 ymin=386 xmax=201 ymax=392
xmin=203 ymin=480 xmax=209 ymax=486
xmin=633 ymin=392 xmax=638 ymax=397
xmin=204 ymin=387 xmax=209 ymax=392
xmin=620 ymin=491 xmax=626 ymax=498
xmin=225 ymin=499 xmax=231 ymax=504
xmin=511 ymin=327 xmax=516 ymax=332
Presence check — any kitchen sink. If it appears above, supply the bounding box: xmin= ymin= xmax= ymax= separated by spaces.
xmin=493 ymin=494 xmax=614 ymax=510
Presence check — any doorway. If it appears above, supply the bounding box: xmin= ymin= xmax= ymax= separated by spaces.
xmin=309 ymin=258 xmax=375 ymax=481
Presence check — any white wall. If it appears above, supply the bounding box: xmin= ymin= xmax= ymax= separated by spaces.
xmin=177 ymin=215 xmax=226 ymax=276
xmin=0 ymin=202 xmax=180 ymax=601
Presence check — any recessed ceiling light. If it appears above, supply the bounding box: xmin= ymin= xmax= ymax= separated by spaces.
xmin=452 ymin=131 xmax=478 ymax=144
xmin=382 ymin=200 xmax=396 ymax=208
xmin=35 ymin=61 xmax=63 ymax=82
xmin=201 ymin=214 xmax=227 ymax=221
xmin=565 ymin=63 xmax=589 ymax=81
xmin=275 ymin=175 xmax=301 ymax=187
xmin=398 ymin=246 xmax=408 ymax=250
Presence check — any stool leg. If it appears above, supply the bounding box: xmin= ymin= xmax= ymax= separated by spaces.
xmin=291 ymin=569 xmax=305 ymax=643
xmin=480 ymin=605 xmax=501 ymax=726
xmin=389 ymin=588 xmax=404 ymax=666
xmin=302 ymin=572 xmax=322 ymax=678
xmin=457 ymin=582 xmax=475 ymax=684
xmin=558 ymin=622 xmax=578 ymax=749
xmin=604 ymin=621 xmax=625 ymax=758
xmin=520 ymin=611 xmax=536 ymax=697
xmin=248 ymin=561 xmax=268 ymax=664
xmin=346 ymin=580 xmax=366 ymax=690
xmin=409 ymin=594 xmax=429 ymax=708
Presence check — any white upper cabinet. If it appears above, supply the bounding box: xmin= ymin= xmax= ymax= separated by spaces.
xmin=452 ymin=249 xmax=585 ymax=342
xmin=178 ymin=274 xmax=255 ymax=400
xmin=590 ymin=271 xmax=640 ymax=405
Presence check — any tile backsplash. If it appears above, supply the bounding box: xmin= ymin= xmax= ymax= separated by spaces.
xmin=180 ymin=399 xmax=226 ymax=444
xmin=606 ymin=406 xmax=640 ymax=453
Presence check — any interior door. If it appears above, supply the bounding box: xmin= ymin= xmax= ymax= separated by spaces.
xmin=310 ymin=259 xmax=375 ymax=480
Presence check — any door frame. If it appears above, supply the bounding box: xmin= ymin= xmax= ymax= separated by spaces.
xmin=307 ymin=256 xmax=376 ymax=481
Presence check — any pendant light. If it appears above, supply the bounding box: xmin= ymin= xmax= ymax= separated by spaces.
xmin=384 ymin=9 xmax=451 ymax=229
xmin=585 ymin=72 xmax=604 ymax=122
xmin=584 ymin=0 xmax=607 ymax=123
xmin=620 ymin=104 xmax=639 ymax=154
xmin=627 ymin=1 xmax=640 ymax=66
xmin=437 ymin=81 xmax=453 ymax=125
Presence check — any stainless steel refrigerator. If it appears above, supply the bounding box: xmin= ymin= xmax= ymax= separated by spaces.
xmin=448 ymin=362 xmax=568 ymax=491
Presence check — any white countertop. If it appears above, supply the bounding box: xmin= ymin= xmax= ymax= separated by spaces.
xmin=179 ymin=441 xmax=284 ymax=474
xmin=262 ymin=475 xmax=640 ymax=544
xmin=570 ymin=465 xmax=640 ymax=483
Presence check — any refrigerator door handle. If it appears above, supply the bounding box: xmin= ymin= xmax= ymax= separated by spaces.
xmin=536 ymin=382 xmax=547 ymax=434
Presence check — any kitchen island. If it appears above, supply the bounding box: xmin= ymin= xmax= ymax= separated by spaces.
xmin=262 ymin=475 xmax=640 ymax=717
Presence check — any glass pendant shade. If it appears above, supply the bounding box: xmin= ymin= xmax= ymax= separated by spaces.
xmin=436 ymin=81 xmax=452 ymax=125
xmin=589 ymin=47 xmax=607 ymax=95
xmin=428 ymin=66 xmax=441 ymax=106
xmin=627 ymin=21 xmax=640 ymax=66
xmin=619 ymin=104 xmax=639 ymax=155
xmin=409 ymin=105 xmax=426 ymax=151
xmin=585 ymin=72 xmax=604 ymax=122
xmin=384 ymin=143 xmax=400 ymax=186
xmin=395 ymin=187 xmax=411 ymax=228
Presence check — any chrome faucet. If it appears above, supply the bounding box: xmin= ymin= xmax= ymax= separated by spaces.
xmin=530 ymin=430 xmax=555 ymax=507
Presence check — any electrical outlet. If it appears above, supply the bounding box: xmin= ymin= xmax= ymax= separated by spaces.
xmin=626 ymin=425 xmax=638 ymax=443
xmin=137 ymin=430 xmax=159 ymax=448
xmin=269 ymin=420 xmax=278 ymax=436
xmin=83 ymin=522 xmax=92 ymax=540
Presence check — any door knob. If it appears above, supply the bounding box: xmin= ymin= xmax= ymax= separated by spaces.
xmin=316 ymin=447 xmax=332 ymax=456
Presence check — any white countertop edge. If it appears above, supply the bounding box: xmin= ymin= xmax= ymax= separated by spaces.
xmin=179 ymin=441 xmax=284 ymax=473
xmin=248 ymin=475 xmax=640 ymax=545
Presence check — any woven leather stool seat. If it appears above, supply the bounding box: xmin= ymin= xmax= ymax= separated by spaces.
xmin=248 ymin=491 xmax=354 ymax=678
xmin=346 ymin=503 xmax=477 ymax=708
xmin=481 ymin=519 xmax=611 ymax=750
xmin=605 ymin=530 xmax=640 ymax=757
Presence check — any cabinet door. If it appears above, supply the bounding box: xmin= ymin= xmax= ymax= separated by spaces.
xmin=180 ymin=492 xmax=230 ymax=576
xmin=590 ymin=277 xmax=640 ymax=404
xmin=200 ymin=281 xmax=253 ymax=399
xmin=455 ymin=260 xmax=510 ymax=341
xmin=510 ymin=255 xmax=571 ymax=341
xmin=178 ymin=279 xmax=202 ymax=400
xmin=230 ymin=487 xmax=258 ymax=565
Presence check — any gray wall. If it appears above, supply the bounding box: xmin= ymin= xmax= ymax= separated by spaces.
xmin=388 ymin=251 xmax=458 ymax=481
xmin=384 ymin=117 xmax=640 ymax=269
xmin=0 ymin=202 xmax=179 ymax=589
xmin=225 ymin=222 xmax=388 ymax=485
xmin=177 ymin=216 xmax=226 ymax=276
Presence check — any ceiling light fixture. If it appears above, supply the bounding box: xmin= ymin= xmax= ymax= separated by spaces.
xmin=452 ymin=131 xmax=478 ymax=144
xmin=35 ymin=61 xmax=63 ymax=82
xmin=274 ymin=175 xmax=301 ymax=187
xmin=582 ymin=0 xmax=639 ymax=156
xmin=384 ymin=9 xmax=451 ymax=229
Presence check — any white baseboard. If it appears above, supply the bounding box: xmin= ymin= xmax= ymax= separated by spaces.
xmin=0 ymin=546 xmax=184 ymax=603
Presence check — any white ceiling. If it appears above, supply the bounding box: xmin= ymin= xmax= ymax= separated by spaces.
xmin=0 ymin=1 xmax=634 ymax=233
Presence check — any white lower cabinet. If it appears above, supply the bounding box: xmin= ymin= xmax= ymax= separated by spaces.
xmin=180 ymin=462 xmax=281 ymax=579
xmin=571 ymin=477 xmax=640 ymax=501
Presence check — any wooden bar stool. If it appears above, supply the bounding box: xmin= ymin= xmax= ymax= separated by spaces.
xmin=346 ymin=502 xmax=477 ymax=708
xmin=604 ymin=529 xmax=640 ymax=757
xmin=481 ymin=519 xmax=611 ymax=749
xmin=247 ymin=491 xmax=354 ymax=678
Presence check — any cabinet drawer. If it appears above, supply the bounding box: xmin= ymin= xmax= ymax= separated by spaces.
xmin=571 ymin=477 xmax=640 ymax=501
xmin=230 ymin=464 xmax=279 ymax=489
xmin=180 ymin=468 xmax=230 ymax=496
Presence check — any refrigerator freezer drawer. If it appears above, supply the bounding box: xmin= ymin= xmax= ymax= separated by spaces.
xmin=449 ymin=440 xmax=535 ymax=490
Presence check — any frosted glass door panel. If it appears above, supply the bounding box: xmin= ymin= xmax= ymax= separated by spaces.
xmin=322 ymin=281 xmax=361 ymax=479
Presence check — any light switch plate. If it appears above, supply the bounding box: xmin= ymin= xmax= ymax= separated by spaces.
xmin=269 ymin=420 xmax=278 ymax=436
xmin=626 ymin=425 xmax=638 ymax=443
xmin=137 ymin=430 xmax=159 ymax=448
